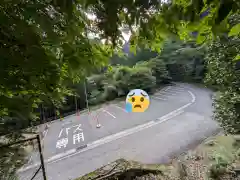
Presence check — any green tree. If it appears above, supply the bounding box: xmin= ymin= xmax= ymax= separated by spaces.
xmin=135 ymin=57 xmax=171 ymax=84
xmin=113 ymin=66 xmax=132 ymax=96
xmin=110 ymin=48 xmax=158 ymax=67
xmin=155 ymin=39 xmax=206 ymax=82
xmin=83 ymin=0 xmax=239 ymax=49
xmin=0 ymin=0 xmax=109 ymax=178
xmin=0 ymin=0 xmax=110 ymax=138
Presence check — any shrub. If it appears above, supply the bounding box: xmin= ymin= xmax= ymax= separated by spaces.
xmin=113 ymin=66 xmax=132 ymax=95
xmin=128 ymin=66 xmax=156 ymax=93
xmin=209 ymin=152 xmax=231 ymax=179
xmin=151 ymin=58 xmax=171 ymax=84
xmin=88 ymin=74 xmax=106 ymax=91
xmin=135 ymin=58 xmax=171 ymax=85
xmin=103 ymin=85 xmax=118 ymax=101
xmin=205 ymin=35 xmax=240 ymax=134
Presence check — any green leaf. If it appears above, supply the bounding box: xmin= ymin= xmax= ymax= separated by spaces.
xmin=196 ymin=34 xmax=206 ymax=44
xmin=32 ymin=103 xmax=38 ymax=108
xmin=20 ymin=91 xmax=28 ymax=95
xmin=228 ymin=23 xmax=240 ymax=36
xmin=233 ymin=54 xmax=240 ymax=61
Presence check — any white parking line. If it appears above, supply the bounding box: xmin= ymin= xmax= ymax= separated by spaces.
xmin=155 ymin=91 xmax=178 ymax=96
xmin=166 ymin=89 xmax=186 ymax=93
xmin=173 ymin=86 xmax=186 ymax=90
xmin=113 ymin=104 xmax=127 ymax=113
xmin=43 ymin=129 xmax=48 ymax=138
xmin=102 ymin=109 xmax=116 ymax=118
xmin=151 ymin=96 xmax=167 ymax=101
xmin=171 ymin=86 xmax=186 ymax=90
xmin=58 ymin=129 xmax=63 ymax=138
xmin=164 ymin=86 xmax=171 ymax=91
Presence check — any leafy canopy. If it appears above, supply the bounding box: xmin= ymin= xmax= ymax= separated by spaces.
xmin=83 ymin=0 xmax=240 ymax=48
xmin=0 ymin=0 xmax=110 ymax=136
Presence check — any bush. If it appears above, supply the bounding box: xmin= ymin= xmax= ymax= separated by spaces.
xmin=88 ymin=95 xmax=105 ymax=105
xmin=213 ymin=91 xmax=240 ymax=134
xmin=88 ymin=74 xmax=106 ymax=91
xmin=128 ymin=66 xmax=156 ymax=93
xmin=151 ymin=58 xmax=171 ymax=84
xmin=204 ymin=35 xmax=240 ymax=134
xmin=209 ymin=153 xmax=231 ymax=179
xmin=113 ymin=66 xmax=132 ymax=95
xmin=135 ymin=58 xmax=171 ymax=85
xmin=103 ymin=85 xmax=118 ymax=101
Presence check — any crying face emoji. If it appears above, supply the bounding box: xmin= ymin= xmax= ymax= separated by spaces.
xmin=125 ymin=89 xmax=150 ymax=113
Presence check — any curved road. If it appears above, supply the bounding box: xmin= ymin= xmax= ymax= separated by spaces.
xmin=18 ymin=83 xmax=220 ymax=180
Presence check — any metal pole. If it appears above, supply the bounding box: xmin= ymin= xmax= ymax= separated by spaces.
xmin=36 ymin=135 xmax=47 ymax=180
xmin=96 ymin=112 xmax=101 ymax=128
xmin=84 ymin=79 xmax=101 ymax=128
xmin=83 ymin=80 xmax=89 ymax=113
xmin=75 ymin=96 xmax=78 ymax=115
xmin=42 ymin=105 xmax=45 ymax=123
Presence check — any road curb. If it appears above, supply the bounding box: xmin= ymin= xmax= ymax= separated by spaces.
xmin=17 ymin=144 xmax=89 ymax=173
xmin=76 ymin=144 xmax=88 ymax=151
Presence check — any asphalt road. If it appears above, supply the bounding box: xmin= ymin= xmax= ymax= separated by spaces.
xmin=46 ymin=84 xmax=193 ymax=157
xmin=18 ymin=83 xmax=220 ymax=180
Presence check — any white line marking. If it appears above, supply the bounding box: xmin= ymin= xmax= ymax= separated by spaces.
xmin=102 ymin=109 xmax=116 ymax=118
xmin=62 ymin=121 xmax=71 ymax=126
xmin=155 ymin=91 xmax=178 ymax=96
xmin=18 ymin=90 xmax=196 ymax=172
xmin=160 ymin=86 xmax=171 ymax=91
xmin=175 ymin=86 xmax=186 ymax=90
xmin=151 ymin=96 xmax=167 ymax=101
xmin=43 ymin=129 xmax=49 ymax=139
xmin=113 ymin=105 xmax=127 ymax=113
xmin=164 ymin=87 xmax=171 ymax=91
xmin=166 ymin=88 xmax=186 ymax=92
xmin=66 ymin=127 xmax=70 ymax=136
xmin=27 ymin=154 xmax=33 ymax=164
xmin=48 ymin=149 xmax=76 ymax=162
xmin=188 ymin=91 xmax=196 ymax=103
xmin=73 ymin=124 xmax=82 ymax=133
xmin=58 ymin=129 xmax=63 ymax=138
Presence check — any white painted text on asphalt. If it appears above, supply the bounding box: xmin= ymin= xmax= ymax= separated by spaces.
xmin=56 ymin=124 xmax=85 ymax=149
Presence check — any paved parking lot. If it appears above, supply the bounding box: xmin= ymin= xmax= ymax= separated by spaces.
xmin=32 ymin=84 xmax=194 ymax=162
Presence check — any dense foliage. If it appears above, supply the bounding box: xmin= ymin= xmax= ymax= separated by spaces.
xmin=205 ymin=36 xmax=240 ymax=134
xmin=156 ymin=40 xmax=206 ymax=82
xmin=87 ymin=58 xmax=166 ymax=106
xmin=85 ymin=39 xmax=206 ymax=107
xmin=204 ymin=13 xmax=240 ymax=134
xmin=85 ymin=0 xmax=240 ymax=48
xmin=0 ymin=0 xmax=111 ymax=138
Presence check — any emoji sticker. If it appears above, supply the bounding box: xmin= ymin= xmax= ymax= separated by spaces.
xmin=125 ymin=89 xmax=150 ymax=112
